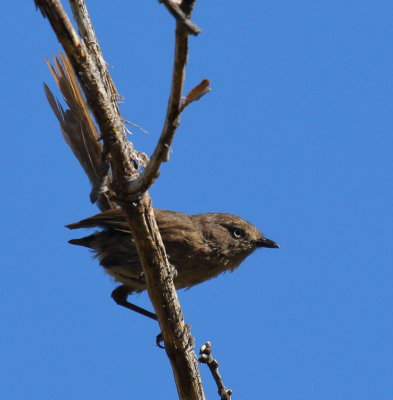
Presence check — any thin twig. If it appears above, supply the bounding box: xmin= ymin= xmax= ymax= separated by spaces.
xmin=125 ymin=20 xmax=188 ymax=194
xmin=158 ymin=0 xmax=201 ymax=35
xmin=199 ymin=342 xmax=232 ymax=400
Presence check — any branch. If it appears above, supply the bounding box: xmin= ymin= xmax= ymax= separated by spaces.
xmin=158 ymin=0 xmax=201 ymax=35
xmin=127 ymin=39 xmax=210 ymax=195
xmin=35 ymin=0 xmax=142 ymax=183
xmin=199 ymin=342 xmax=232 ymax=400
xmin=35 ymin=0 xmax=205 ymax=398
xmin=126 ymin=20 xmax=188 ymax=194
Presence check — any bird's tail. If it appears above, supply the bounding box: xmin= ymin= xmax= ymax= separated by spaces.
xmin=44 ymin=53 xmax=116 ymax=211
xmin=68 ymin=234 xmax=98 ymax=248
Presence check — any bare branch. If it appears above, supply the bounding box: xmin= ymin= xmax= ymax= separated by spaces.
xmin=127 ymin=25 xmax=210 ymax=195
xmin=199 ymin=342 xmax=232 ymax=400
xmin=36 ymin=0 xmax=205 ymax=398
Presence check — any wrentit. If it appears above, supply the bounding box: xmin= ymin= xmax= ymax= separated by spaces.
xmin=67 ymin=208 xmax=279 ymax=319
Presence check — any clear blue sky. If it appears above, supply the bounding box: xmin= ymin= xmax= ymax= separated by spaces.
xmin=1 ymin=1 xmax=392 ymax=399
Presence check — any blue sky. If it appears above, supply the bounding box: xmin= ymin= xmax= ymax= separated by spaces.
xmin=1 ymin=1 xmax=392 ymax=399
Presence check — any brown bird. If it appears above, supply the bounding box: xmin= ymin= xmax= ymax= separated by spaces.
xmin=67 ymin=209 xmax=279 ymax=320
xmin=45 ymin=57 xmax=279 ymax=324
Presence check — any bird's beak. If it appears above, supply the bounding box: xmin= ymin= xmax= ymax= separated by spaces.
xmin=256 ymin=237 xmax=280 ymax=248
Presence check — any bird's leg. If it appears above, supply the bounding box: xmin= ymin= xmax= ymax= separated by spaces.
xmin=155 ymin=333 xmax=165 ymax=349
xmin=111 ymin=285 xmax=157 ymax=321
xmin=111 ymin=285 xmax=165 ymax=348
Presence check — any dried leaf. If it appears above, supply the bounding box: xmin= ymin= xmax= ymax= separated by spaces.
xmin=179 ymin=79 xmax=211 ymax=112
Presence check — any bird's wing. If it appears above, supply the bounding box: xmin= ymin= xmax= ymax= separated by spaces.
xmin=66 ymin=209 xmax=131 ymax=233
xmin=66 ymin=208 xmax=195 ymax=235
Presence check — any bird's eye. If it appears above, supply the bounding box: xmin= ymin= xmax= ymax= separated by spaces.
xmin=232 ymin=228 xmax=244 ymax=239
